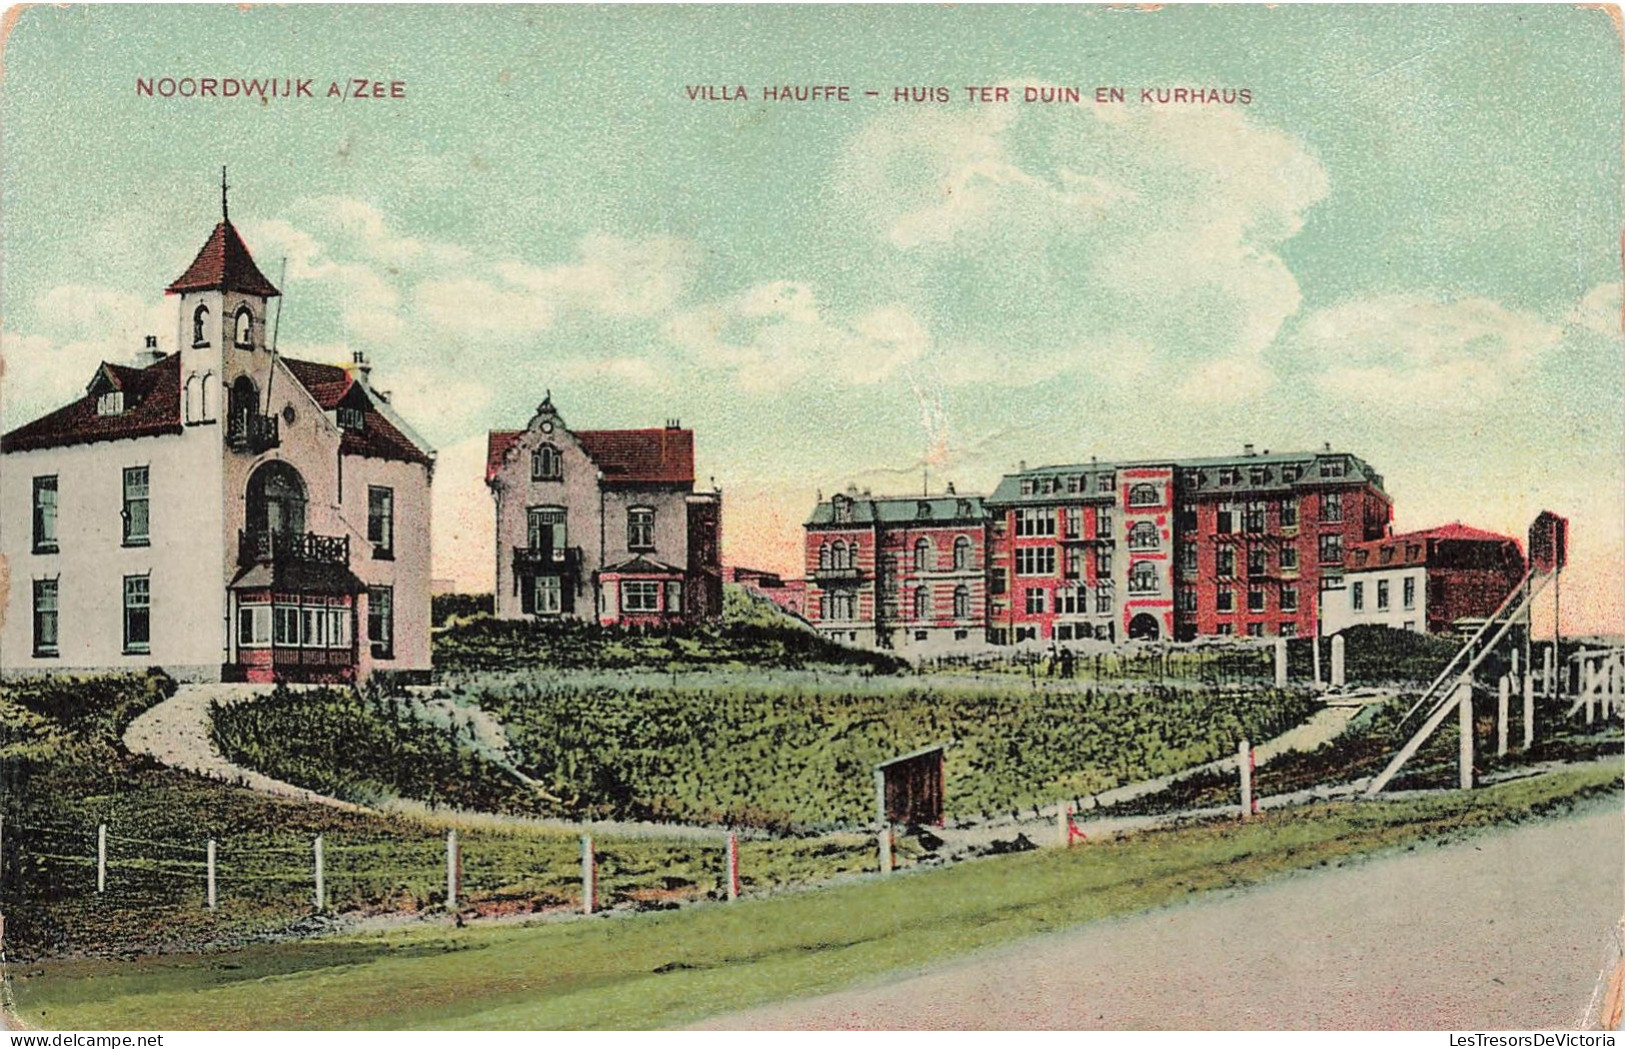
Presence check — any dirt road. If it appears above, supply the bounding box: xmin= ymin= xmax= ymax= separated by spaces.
xmin=699 ymin=802 xmax=1624 ymax=1030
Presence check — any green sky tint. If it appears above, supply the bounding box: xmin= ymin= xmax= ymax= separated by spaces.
xmin=3 ymin=5 xmax=1621 ymax=629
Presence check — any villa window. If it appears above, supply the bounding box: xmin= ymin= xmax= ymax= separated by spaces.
xmin=628 ymin=507 xmax=656 ymax=551
xmin=528 ymin=507 xmax=568 ymax=556
xmin=368 ymin=486 xmax=394 ymax=559
xmin=532 ymin=444 xmax=562 ymax=481
xmin=368 ymin=586 xmax=394 ymax=659
xmin=123 ymin=574 xmax=151 ymax=654
xmin=622 ymin=580 xmax=662 ymax=614
xmin=122 ymin=467 xmax=150 ymax=546
xmin=237 ymin=603 xmax=272 ymax=648
xmin=33 ymin=476 xmax=58 ymax=553
xmin=97 ymin=391 xmax=124 ymax=416
xmin=233 ymin=306 xmax=254 ymax=348
xmin=33 ymin=578 xmax=59 ymax=657
xmin=192 ymin=304 xmax=210 ymax=347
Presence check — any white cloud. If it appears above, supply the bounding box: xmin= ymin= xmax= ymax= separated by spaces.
xmin=1295 ymin=294 xmax=1564 ymax=406
xmin=414 ymin=277 xmax=554 ymax=337
xmin=494 ymin=234 xmax=694 ymax=317
xmin=665 ymin=281 xmax=928 ymax=393
xmin=1568 ymin=282 xmax=1621 ymax=339
xmin=2 ymin=286 xmax=172 ymax=427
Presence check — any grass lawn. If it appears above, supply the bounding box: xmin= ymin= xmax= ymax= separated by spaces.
xmin=10 ymin=759 xmax=1618 ymax=1031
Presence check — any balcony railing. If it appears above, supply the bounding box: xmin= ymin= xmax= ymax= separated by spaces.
xmin=513 ymin=544 xmax=583 ymax=575
xmin=227 ymin=412 xmax=280 ymax=454
xmin=238 ymin=529 xmax=349 ymax=568
xmin=812 ymin=565 xmax=862 ymax=582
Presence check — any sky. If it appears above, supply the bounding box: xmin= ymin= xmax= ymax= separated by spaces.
xmin=3 ymin=5 xmax=1621 ymax=633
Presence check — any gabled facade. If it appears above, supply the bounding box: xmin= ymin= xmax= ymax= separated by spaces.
xmin=804 ymin=488 xmax=988 ymax=655
xmin=1322 ymin=523 xmax=1526 ymax=635
xmin=485 ymin=397 xmax=722 ymax=625
xmin=1 ymin=194 xmax=434 ymax=682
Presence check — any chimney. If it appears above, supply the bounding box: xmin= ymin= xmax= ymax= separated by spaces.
xmin=946 ymin=481 xmax=956 ymax=495
xmin=139 ymin=334 xmax=164 ymax=365
xmin=1243 ymin=443 xmax=1256 ymax=457
xmin=1323 ymin=441 xmax=1332 ymax=453
xmin=1018 ymin=460 xmax=1027 ymax=473
xmin=352 ymin=349 xmax=372 ymax=381
xmin=666 ymin=418 xmax=681 ymax=430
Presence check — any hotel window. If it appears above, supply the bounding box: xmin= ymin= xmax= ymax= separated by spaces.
xmin=1216 ymin=547 xmax=1236 ymax=578
xmin=1216 ymin=587 xmax=1234 ymax=613
xmin=1248 ymin=586 xmax=1266 ymax=613
xmin=1280 ymin=500 xmax=1299 ymax=529
xmin=1095 ymin=549 xmax=1112 ymax=576
xmin=1097 ymin=473 xmax=1115 ymax=493
xmin=1128 ymin=483 xmax=1159 ymax=508
xmin=1217 ymin=623 xmax=1233 ymax=636
xmin=1280 ymin=622 xmax=1297 ymax=637
xmin=916 ymin=500 xmax=933 ymax=520
xmin=1065 ymin=546 xmax=1085 ymax=579
xmin=1024 ymin=587 xmax=1048 ymax=615
xmin=532 ymin=443 xmax=562 ymax=481
xmin=1176 ymin=589 xmax=1196 ymax=613
xmin=915 ymin=537 xmax=934 ymax=572
xmin=1319 ymin=533 xmax=1343 ymax=564
xmin=953 ymin=535 xmax=972 ymax=571
xmin=954 ymin=585 xmax=971 ymax=619
xmin=1128 ymin=521 xmax=1159 ymax=551
xmin=1403 ymin=576 xmax=1416 ymax=610
xmin=1219 ymin=467 xmax=1242 ymax=486
xmin=1095 ymin=511 xmax=1112 ymax=539
xmin=1351 ymin=582 xmax=1365 ymax=612
xmin=1015 ymin=508 xmax=1056 ymax=537
xmin=1128 ymin=561 xmax=1158 ymax=594
xmin=1282 ymin=464 xmax=1302 ymax=483
xmin=1095 ymin=588 xmax=1112 ymax=615
xmin=1061 ymin=508 xmax=1080 ymax=540
xmin=368 ymin=586 xmax=394 ymax=659
xmin=368 ymin=486 xmax=394 ymax=559
xmin=1216 ymin=503 xmax=1236 ymax=534
xmin=913 ymin=587 xmax=930 ymax=621
xmin=1249 ymin=466 xmax=1270 ymax=486
xmin=237 ymin=604 xmax=272 ymax=648
xmin=1015 ymin=547 xmax=1056 ymax=577
xmin=832 ymin=496 xmax=852 ymax=523
xmin=33 ymin=579 xmax=59 ymax=657
xmin=1376 ymin=579 xmax=1390 ymax=610
xmin=33 ymin=476 xmax=58 ymax=553
xmin=122 ymin=467 xmax=150 ymax=546
xmin=123 ymin=574 xmax=151 ymax=654
xmin=1280 ymin=585 xmax=1298 ymax=612
xmin=628 ymin=507 xmax=656 ymax=551
xmin=1322 ymin=492 xmax=1343 ymax=523
xmin=1319 ymin=457 xmax=1348 ymax=478
xmin=1244 ymin=502 xmax=1266 ymax=533
xmin=1280 ymin=545 xmax=1299 ymax=571
xmin=1247 ymin=547 xmax=1267 ymax=576
xmin=1247 ymin=623 xmax=1265 ymax=638
xmin=1058 ymin=585 xmax=1086 ymax=615
xmin=1178 ymin=543 xmax=1197 ymax=572
xmin=528 ymin=507 xmax=567 ymax=555
xmin=622 ymin=580 xmax=661 ymax=614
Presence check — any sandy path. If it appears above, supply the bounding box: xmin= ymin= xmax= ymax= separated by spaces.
xmin=698 ymin=802 xmax=1625 ymax=1030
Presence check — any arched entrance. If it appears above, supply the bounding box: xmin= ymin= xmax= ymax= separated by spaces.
xmin=246 ymin=460 xmax=308 ymax=537
xmin=1128 ymin=613 xmax=1161 ymax=641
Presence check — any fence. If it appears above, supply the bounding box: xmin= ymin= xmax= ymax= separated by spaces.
xmin=926 ymin=643 xmax=1278 ymax=687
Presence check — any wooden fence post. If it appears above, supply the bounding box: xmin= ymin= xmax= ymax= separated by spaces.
xmin=1458 ymin=684 xmax=1474 ymax=791
xmin=1523 ymin=669 xmax=1535 ymax=749
xmin=580 ymin=834 xmax=595 ymax=915
xmin=97 ymin=823 xmax=107 ymax=894
xmin=446 ymin=829 xmax=459 ymax=911
xmin=725 ymin=832 xmax=740 ymax=901
xmin=313 ymin=835 xmax=325 ymax=913
xmin=1312 ymin=633 xmax=1322 ymax=686
xmin=206 ymin=839 xmax=217 ymax=911
xmin=1497 ymin=675 xmax=1509 ymax=757
xmin=1238 ymin=739 xmax=1253 ymax=819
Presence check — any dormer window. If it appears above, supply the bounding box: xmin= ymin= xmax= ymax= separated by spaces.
xmin=916 ymin=500 xmax=932 ymax=520
xmin=337 ymin=406 xmax=365 ymax=431
xmin=832 ymin=496 xmax=852 ymax=524
xmin=532 ymin=444 xmax=562 ymax=482
xmin=97 ymin=391 xmax=124 ymax=416
xmin=192 ymin=304 xmax=210 ymax=347
xmin=233 ymin=306 xmax=254 ymax=349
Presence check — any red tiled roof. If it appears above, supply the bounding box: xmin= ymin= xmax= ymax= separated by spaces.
xmin=278 ymin=357 xmax=432 ymax=467
xmin=486 ymin=431 xmax=523 ymax=482
xmin=165 ymin=221 xmax=282 ymax=298
xmin=2 ymin=354 xmax=182 ymax=453
xmin=1349 ymin=522 xmax=1521 ymax=571
xmin=577 ymin=428 xmax=695 ymax=486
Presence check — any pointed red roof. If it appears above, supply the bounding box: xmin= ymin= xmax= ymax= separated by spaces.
xmin=2 ymin=354 xmax=182 ymax=453
xmin=278 ymin=357 xmax=432 ymax=467
xmin=486 ymin=431 xmax=523 ymax=482
xmin=165 ymin=221 xmax=281 ymax=297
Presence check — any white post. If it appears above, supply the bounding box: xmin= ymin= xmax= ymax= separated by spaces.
xmin=1273 ymin=638 xmax=1287 ymax=687
xmin=1497 ymin=675 xmax=1509 ymax=757
xmin=1238 ymin=739 xmax=1253 ymax=819
xmin=1458 ymin=684 xmax=1474 ymax=791
xmin=725 ymin=832 xmax=739 ymax=901
xmin=1542 ymin=645 xmax=1555 ymax=697
xmin=206 ymin=839 xmax=217 ymax=911
xmin=1330 ymin=634 xmax=1346 ymax=688
xmin=313 ymin=835 xmax=325 ymax=913
xmin=1056 ymin=803 xmax=1069 ymax=847
xmin=446 ymin=830 xmax=459 ymax=910
xmin=1523 ymin=670 xmax=1535 ymax=749
xmin=580 ymin=834 xmax=595 ymax=915
xmin=1312 ymin=631 xmax=1322 ymax=686
xmin=97 ymin=823 xmax=107 ymax=894
xmin=878 ymin=828 xmax=892 ymax=875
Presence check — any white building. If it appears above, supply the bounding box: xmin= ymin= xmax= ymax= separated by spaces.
xmin=1320 ymin=523 xmax=1525 ymax=636
xmin=1 ymin=189 xmax=435 ymax=682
